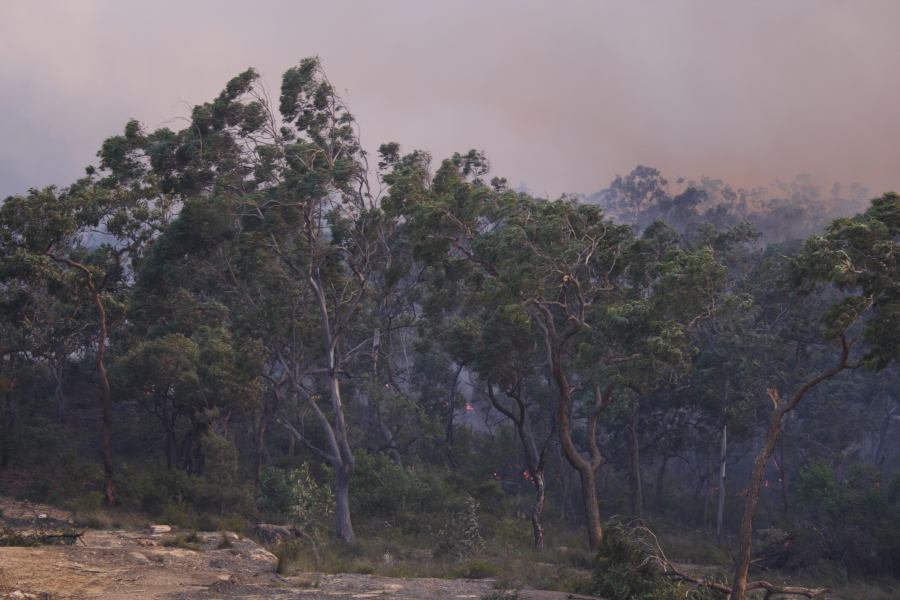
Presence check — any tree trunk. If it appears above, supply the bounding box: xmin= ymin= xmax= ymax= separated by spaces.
xmin=730 ymin=407 xmax=783 ymax=599
xmin=0 ymin=390 xmax=13 ymax=469
xmin=53 ymin=362 xmax=66 ymax=424
xmin=628 ymin=401 xmax=643 ymax=520
xmin=486 ymin=384 xmax=550 ymax=551
xmin=730 ymin=335 xmax=851 ymax=600
xmin=444 ymin=364 xmax=463 ymax=467
xmin=90 ymin=288 xmax=115 ymax=506
xmin=716 ymin=423 xmax=727 ymax=540
xmin=47 ymin=253 xmax=116 ymax=505
xmin=778 ymin=412 xmax=790 ymax=524
xmin=552 ymin=358 xmax=604 ymax=550
xmin=730 ymin=350 xmax=852 ymax=600
xmin=334 ymin=463 xmax=355 ymax=543
xmin=655 ymin=455 xmax=669 ymax=511
xmin=255 ymin=410 xmax=268 ymax=484
xmin=702 ymin=468 xmax=712 ymax=530
xmin=531 ymin=470 xmax=546 ymax=551
xmin=578 ymin=467 xmax=603 ymax=550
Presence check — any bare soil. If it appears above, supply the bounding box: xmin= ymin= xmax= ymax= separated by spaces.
xmin=0 ymin=498 xmax=600 ymax=600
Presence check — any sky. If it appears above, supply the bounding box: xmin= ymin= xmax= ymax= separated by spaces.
xmin=1 ymin=1 xmax=898 ymax=200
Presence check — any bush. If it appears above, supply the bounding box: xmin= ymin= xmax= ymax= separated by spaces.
xmin=589 ymin=524 xmax=724 ymax=600
xmin=70 ymin=491 xmax=104 ymax=515
xmin=454 ymin=558 xmax=499 ymax=579
xmin=793 ymin=461 xmax=900 ymax=578
xmin=115 ymin=457 xmax=255 ymax=521
xmin=164 ymin=531 xmax=202 ymax=551
xmin=351 ymin=452 xmax=453 ymax=519
xmin=433 ymin=497 xmax=486 ymax=560
xmin=258 ymin=464 xmax=333 ymax=531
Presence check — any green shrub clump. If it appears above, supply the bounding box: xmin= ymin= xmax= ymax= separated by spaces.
xmin=258 ymin=463 xmax=333 ymax=531
xmin=589 ymin=525 xmax=724 ymax=600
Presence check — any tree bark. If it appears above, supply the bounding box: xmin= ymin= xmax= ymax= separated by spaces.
xmin=778 ymin=412 xmax=790 ymax=523
xmin=655 ymin=455 xmax=669 ymax=511
xmin=551 ymin=357 xmax=605 ymax=550
xmin=531 ymin=470 xmax=547 ymax=551
xmin=716 ymin=423 xmax=727 ymax=540
xmin=730 ymin=404 xmax=783 ymax=599
xmin=627 ymin=400 xmax=643 ymax=520
xmin=90 ymin=286 xmax=115 ymax=506
xmin=334 ymin=463 xmax=354 ymax=543
xmin=255 ymin=410 xmax=268 ymax=484
xmin=0 ymin=389 xmax=13 ymax=469
xmin=730 ymin=339 xmax=852 ymax=600
xmin=53 ymin=361 xmax=66 ymax=424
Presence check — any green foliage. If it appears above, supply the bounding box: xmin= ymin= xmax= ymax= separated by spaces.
xmin=796 ymin=192 xmax=899 ymax=369
xmin=164 ymin=531 xmax=202 ymax=551
xmin=350 ymin=451 xmax=458 ymax=529
xmin=793 ymin=461 xmax=900 ymax=577
xmin=589 ymin=525 xmax=724 ymax=600
xmin=453 ymin=557 xmax=500 ymax=579
xmin=113 ymin=462 xmax=254 ymax=523
xmin=0 ymin=55 xmax=898 ymax=597
xmin=433 ymin=497 xmax=486 ymax=560
xmin=258 ymin=464 xmax=333 ymax=530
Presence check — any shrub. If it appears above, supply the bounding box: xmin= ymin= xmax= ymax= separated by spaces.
xmin=455 ymin=558 xmax=500 ymax=579
xmin=793 ymin=461 xmax=900 ymax=578
xmin=258 ymin=464 xmax=333 ymax=531
xmin=164 ymin=531 xmax=202 ymax=551
xmin=217 ymin=531 xmax=233 ymax=549
xmin=433 ymin=497 xmax=486 ymax=560
xmin=70 ymin=491 xmax=104 ymax=515
xmin=589 ymin=524 xmax=724 ymax=600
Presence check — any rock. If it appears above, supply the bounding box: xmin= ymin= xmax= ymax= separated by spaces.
xmin=255 ymin=523 xmax=294 ymax=545
xmin=37 ymin=514 xmax=47 ymax=520
xmin=248 ymin=547 xmax=278 ymax=568
xmin=128 ymin=551 xmax=151 ymax=564
xmin=137 ymin=538 xmax=159 ymax=546
xmin=149 ymin=524 xmax=172 ymax=534
xmin=8 ymin=592 xmax=37 ymax=600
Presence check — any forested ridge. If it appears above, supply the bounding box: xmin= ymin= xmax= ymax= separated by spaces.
xmin=1 ymin=59 xmax=897 ymax=600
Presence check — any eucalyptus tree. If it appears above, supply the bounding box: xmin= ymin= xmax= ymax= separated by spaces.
xmin=118 ymin=58 xmax=382 ymax=542
xmin=444 ymin=303 xmax=555 ymax=549
xmin=729 ymin=193 xmax=900 ymax=600
xmin=0 ymin=147 xmax=170 ymax=503
xmin=387 ymin=149 xmax=636 ymax=549
xmin=576 ymin=220 xmax=729 ymax=520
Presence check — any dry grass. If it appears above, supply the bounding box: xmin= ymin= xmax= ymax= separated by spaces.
xmin=273 ymin=529 xmax=594 ymax=593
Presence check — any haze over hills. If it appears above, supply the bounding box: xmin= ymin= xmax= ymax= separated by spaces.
xmin=1 ymin=1 xmax=898 ymax=201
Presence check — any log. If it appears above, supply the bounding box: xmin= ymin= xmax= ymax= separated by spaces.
xmin=0 ymin=527 xmax=84 ymax=546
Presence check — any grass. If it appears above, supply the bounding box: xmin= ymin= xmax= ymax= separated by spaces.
xmin=217 ymin=531 xmax=234 ymax=549
xmin=272 ymin=524 xmax=593 ymax=593
xmin=828 ymin=580 xmax=899 ymax=600
xmin=164 ymin=531 xmax=203 ymax=551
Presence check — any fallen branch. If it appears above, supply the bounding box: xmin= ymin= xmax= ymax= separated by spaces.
xmin=0 ymin=527 xmax=84 ymax=547
xmin=631 ymin=526 xmax=828 ymax=599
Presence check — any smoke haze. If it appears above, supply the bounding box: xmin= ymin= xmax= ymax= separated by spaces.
xmin=1 ymin=0 xmax=898 ymax=199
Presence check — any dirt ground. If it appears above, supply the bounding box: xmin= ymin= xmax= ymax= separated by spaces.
xmin=0 ymin=498 xmax=600 ymax=600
